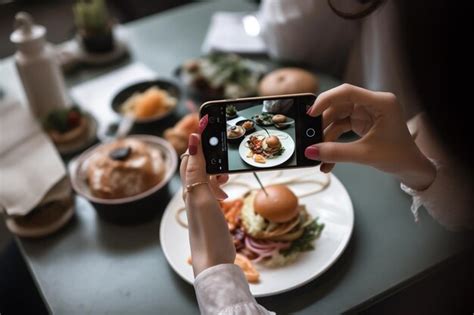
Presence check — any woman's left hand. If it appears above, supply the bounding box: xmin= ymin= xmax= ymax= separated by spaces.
xmin=179 ymin=115 xmax=235 ymax=276
xmin=179 ymin=114 xmax=229 ymax=201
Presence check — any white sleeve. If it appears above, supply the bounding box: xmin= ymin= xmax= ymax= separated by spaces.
xmin=259 ymin=0 xmax=358 ymax=76
xmin=194 ymin=264 xmax=275 ymax=315
xmin=401 ymin=159 xmax=474 ymax=230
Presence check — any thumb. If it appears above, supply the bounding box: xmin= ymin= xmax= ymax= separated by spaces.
xmin=305 ymin=141 xmax=369 ymax=164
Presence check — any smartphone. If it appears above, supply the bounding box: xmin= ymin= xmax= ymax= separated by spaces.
xmin=199 ymin=93 xmax=322 ymax=174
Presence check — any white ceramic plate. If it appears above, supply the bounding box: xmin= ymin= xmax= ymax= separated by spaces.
xmin=159 ymin=168 xmax=354 ymax=297
xmin=238 ymin=130 xmax=295 ymax=168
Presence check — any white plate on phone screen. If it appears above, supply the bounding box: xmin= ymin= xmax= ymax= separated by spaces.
xmin=238 ymin=130 xmax=295 ymax=168
xmin=159 ymin=168 xmax=354 ymax=297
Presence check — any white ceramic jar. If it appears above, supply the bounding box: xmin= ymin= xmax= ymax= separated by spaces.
xmin=10 ymin=12 xmax=69 ymax=119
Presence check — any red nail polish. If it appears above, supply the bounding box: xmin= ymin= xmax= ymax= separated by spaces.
xmin=305 ymin=146 xmax=319 ymax=160
xmin=199 ymin=114 xmax=209 ymax=134
xmin=188 ymin=134 xmax=199 ymax=155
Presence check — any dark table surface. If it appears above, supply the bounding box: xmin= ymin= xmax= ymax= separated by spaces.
xmin=1 ymin=0 xmax=473 ymax=314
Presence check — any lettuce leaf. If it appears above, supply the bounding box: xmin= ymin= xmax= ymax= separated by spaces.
xmin=280 ymin=218 xmax=324 ymax=257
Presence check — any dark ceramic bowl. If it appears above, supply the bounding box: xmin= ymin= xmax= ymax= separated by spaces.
xmin=111 ymin=79 xmax=182 ymax=124
xmin=226 ymin=125 xmax=246 ymax=144
xmin=69 ymin=135 xmax=177 ymax=224
xmin=235 ymin=119 xmax=256 ymax=134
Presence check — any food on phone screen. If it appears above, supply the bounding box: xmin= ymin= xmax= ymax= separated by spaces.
xmin=246 ymin=135 xmax=285 ymax=164
xmin=251 ymin=113 xmax=274 ymax=126
xmin=241 ymin=120 xmax=255 ymax=131
xmin=227 ymin=126 xmax=245 ymax=140
xmin=272 ymin=114 xmax=287 ymax=124
xmin=226 ymin=105 xmax=237 ymax=118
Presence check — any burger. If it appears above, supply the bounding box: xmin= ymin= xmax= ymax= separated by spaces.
xmin=240 ymin=185 xmax=324 ymax=266
xmin=262 ymin=135 xmax=284 ymax=157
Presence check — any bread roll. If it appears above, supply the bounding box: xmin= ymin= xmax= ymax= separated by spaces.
xmin=258 ymin=68 xmax=319 ymax=96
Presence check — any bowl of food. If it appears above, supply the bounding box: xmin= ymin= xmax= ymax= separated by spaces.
xmin=176 ymin=53 xmax=266 ymax=101
xmin=227 ymin=125 xmax=246 ymax=144
xmin=111 ymin=79 xmax=181 ymax=123
xmin=226 ymin=105 xmax=238 ymax=119
xmin=43 ymin=106 xmax=98 ymax=155
xmin=236 ymin=119 xmax=256 ymax=134
xmin=251 ymin=113 xmax=274 ymax=126
xmin=69 ymin=135 xmax=177 ymax=224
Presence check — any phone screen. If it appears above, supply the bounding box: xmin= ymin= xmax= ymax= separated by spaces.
xmin=200 ymin=94 xmax=322 ymax=174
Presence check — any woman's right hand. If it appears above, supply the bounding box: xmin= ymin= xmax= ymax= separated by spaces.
xmin=305 ymin=84 xmax=436 ymax=191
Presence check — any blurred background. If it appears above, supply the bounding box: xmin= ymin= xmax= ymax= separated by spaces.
xmin=0 ymin=0 xmax=204 ymax=58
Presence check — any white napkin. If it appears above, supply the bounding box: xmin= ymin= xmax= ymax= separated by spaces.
xmin=0 ymin=100 xmax=66 ymax=216
xmin=202 ymin=12 xmax=267 ymax=54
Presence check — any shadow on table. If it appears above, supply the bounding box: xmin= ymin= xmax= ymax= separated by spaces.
xmin=166 ymin=264 xmax=199 ymax=306
xmin=94 ymin=196 xmax=173 ymax=254
xmin=256 ymin=227 xmax=359 ymax=313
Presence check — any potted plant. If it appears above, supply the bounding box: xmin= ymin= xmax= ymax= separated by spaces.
xmin=73 ymin=0 xmax=114 ymax=53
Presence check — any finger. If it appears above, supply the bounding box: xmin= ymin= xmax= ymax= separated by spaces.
xmin=322 ymin=102 xmax=353 ymax=129
xmin=179 ymin=150 xmax=190 ymax=186
xmin=320 ymin=163 xmax=334 ymax=173
xmin=308 ymin=84 xmax=379 ymax=117
xmin=216 ymin=174 xmax=229 ymax=185
xmin=199 ymin=114 xmax=209 ymax=134
xmin=209 ymin=176 xmax=228 ymax=200
xmin=324 ymin=117 xmax=352 ymax=142
xmin=320 ymin=118 xmax=352 ymax=173
xmin=305 ymin=140 xmax=369 ymax=164
xmin=185 ymin=133 xmax=208 ymax=184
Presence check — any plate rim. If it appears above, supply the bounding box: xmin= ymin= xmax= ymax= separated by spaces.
xmin=159 ymin=172 xmax=354 ymax=297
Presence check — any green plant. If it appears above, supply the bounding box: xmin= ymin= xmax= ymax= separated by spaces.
xmin=73 ymin=0 xmax=110 ymax=34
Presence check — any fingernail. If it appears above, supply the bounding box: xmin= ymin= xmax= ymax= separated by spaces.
xmin=198 ymin=114 xmax=209 ymax=134
xmin=188 ymin=134 xmax=199 ymax=155
xmin=219 ymin=192 xmax=229 ymax=201
xmin=305 ymin=146 xmax=319 ymax=160
xmin=306 ymin=105 xmax=313 ymax=115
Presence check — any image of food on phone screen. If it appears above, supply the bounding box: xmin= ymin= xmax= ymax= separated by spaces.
xmin=227 ymin=99 xmax=297 ymax=170
xmin=201 ymin=94 xmax=322 ymax=174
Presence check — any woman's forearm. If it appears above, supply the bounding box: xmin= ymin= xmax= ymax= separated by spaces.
xmin=186 ymin=184 xmax=236 ymax=276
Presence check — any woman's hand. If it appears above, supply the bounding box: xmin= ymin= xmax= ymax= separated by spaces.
xmin=179 ymin=115 xmax=235 ymax=276
xmin=305 ymin=84 xmax=436 ymax=191
xmin=180 ymin=115 xmax=229 ymax=202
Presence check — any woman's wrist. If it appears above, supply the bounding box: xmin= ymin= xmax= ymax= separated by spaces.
xmin=186 ymin=183 xmax=216 ymax=208
xmin=397 ymin=151 xmax=436 ymax=191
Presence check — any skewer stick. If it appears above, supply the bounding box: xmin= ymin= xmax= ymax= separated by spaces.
xmin=253 ymin=172 xmax=268 ymax=196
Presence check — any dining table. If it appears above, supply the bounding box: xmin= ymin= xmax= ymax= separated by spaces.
xmin=1 ymin=0 xmax=473 ymax=314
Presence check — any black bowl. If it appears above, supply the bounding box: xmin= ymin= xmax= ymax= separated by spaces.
xmin=68 ymin=135 xmax=178 ymax=224
xmin=226 ymin=126 xmax=246 ymax=144
xmin=236 ymin=119 xmax=256 ymax=134
xmin=111 ymin=79 xmax=182 ymax=124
